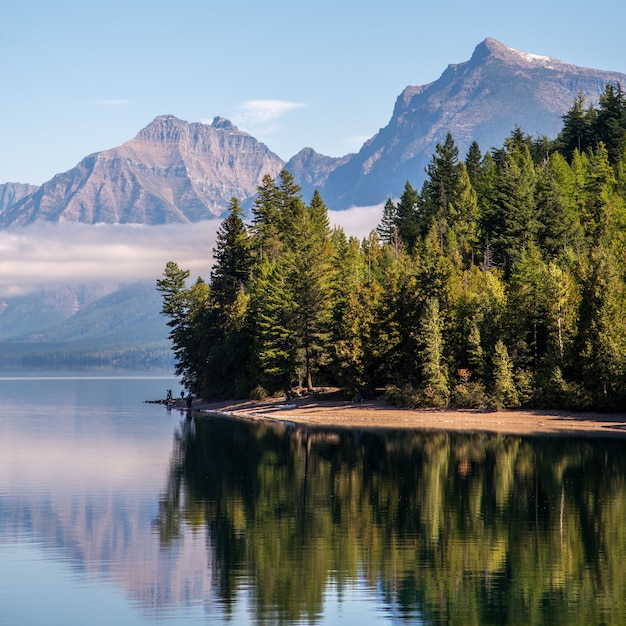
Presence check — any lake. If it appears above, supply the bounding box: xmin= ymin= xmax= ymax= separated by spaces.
xmin=1 ymin=375 xmax=626 ymax=625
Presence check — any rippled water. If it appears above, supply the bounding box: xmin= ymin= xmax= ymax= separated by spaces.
xmin=1 ymin=375 xmax=626 ymax=625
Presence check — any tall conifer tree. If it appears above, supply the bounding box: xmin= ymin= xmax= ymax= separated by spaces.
xmin=418 ymin=297 xmax=449 ymax=406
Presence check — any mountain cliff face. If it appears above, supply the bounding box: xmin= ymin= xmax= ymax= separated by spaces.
xmin=318 ymin=38 xmax=626 ymax=208
xmin=284 ymin=148 xmax=352 ymax=203
xmin=0 ymin=115 xmax=284 ymax=227
xmin=0 ymin=182 xmax=39 ymax=214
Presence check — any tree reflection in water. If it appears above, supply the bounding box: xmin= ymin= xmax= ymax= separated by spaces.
xmin=155 ymin=415 xmax=626 ymax=625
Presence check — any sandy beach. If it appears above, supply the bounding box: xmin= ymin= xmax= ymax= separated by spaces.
xmin=176 ymin=395 xmax=626 ymax=439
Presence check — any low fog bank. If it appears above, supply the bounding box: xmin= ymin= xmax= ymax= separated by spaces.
xmin=0 ymin=221 xmax=221 ymax=297
xmin=0 ymin=205 xmax=383 ymax=297
xmin=329 ymin=204 xmax=383 ymax=240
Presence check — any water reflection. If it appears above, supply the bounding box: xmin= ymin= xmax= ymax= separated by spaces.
xmin=157 ymin=415 xmax=626 ymax=626
xmin=3 ymin=377 xmax=626 ymax=625
xmin=0 ymin=376 xmax=217 ymax=624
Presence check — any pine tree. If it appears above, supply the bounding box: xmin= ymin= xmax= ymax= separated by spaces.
xmin=156 ymin=261 xmax=190 ymax=331
xmin=558 ymin=92 xmax=594 ymax=159
xmin=199 ymin=198 xmax=256 ymax=398
xmin=576 ymin=243 xmax=626 ymax=408
xmin=184 ymin=278 xmax=214 ymax=395
xmin=582 ymin=143 xmax=623 ymax=244
xmin=288 ymin=191 xmax=334 ymax=390
xmin=276 ymin=168 xmax=305 ymax=233
xmin=536 ymin=152 xmax=583 ymax=257
xmin=447 ymin=162 xmax=480 ymax=266
xmin=418 ymin=297 xmax=449 ymax=406
xmin=376 ymin=198 xmax=399 ymax=247
xmin=595 ymin=83 xmax=626 ymax=163
xmin=250 ymin=258 xmax=298 ymax=394
xmin=491 ymin=340 xmax=519 ymax=408
xmin=506 ymin=242 xmax=548 ymax=372
xmin=370 ymin=246 xmax=408 ymax=386
xmin=475 ymin=151 xmax=499 ymax=244
xmin=465 ymin=141 xmax=482 ymax=188
xmin=466 ymin=318 xmax=485 ymax=380
xmin=251 ymin=174 xmax=280 ymax=228
xmin=329 ymin=231 xmax=378 ymax=395
xmin=251 ymin=174 xmax=282 ymax=262
xmin=422 ymin=132 xmax=460 ymax=213
xmin=395 ymin=182 xmax=420 ymax=251
xmin=421 ymin=133 xmax=460 ymax=239
xmin=488 ymin=142 xmax=538 ymax=269
xmin=156 ymin=262 xmax=209 ymax=391
xmin=540 ymin=260 xmax=578 ymax=368
xmin=210 ymin=197 xmax=252 ymax=308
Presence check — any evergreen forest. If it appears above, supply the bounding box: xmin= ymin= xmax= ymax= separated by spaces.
xmin=157 ymin=84 xmax=626 ymax=411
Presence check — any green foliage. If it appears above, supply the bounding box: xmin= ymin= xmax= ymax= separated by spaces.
xmin=287 ymin=189 xmax=334 ymax=389
xmin=487 ymin=138 xmax=539 ymax=269
xmin=250 ymin=257 xmax=298 ymax=393
xmin=417 ymin=297 xmax=449 ymax=407
xmin=451 ymin=372 xmax=488 ymax=409
xmin=557 ymin=92 xmax=595 ymax=159
xmin=328 ymin=232 xmax=380 ymax=394
xmin=157 ymin=84 xmax=626 ymax=410
xmin=491 ymin=339 xmax=520 ymax=409
xmin=576 ymin=243 xmax=626 ymax=407
xmin=210 ymin=197 xmax=252 ymax=308
xmin=156 ymin=261 xmax=206 ymax=390
xmin=558 ymin=84 xmax=626 ymax=165
xmin=395 ymin=181 xmax=421 ymax=251
xmin=376 ymin=198 xmax=399 ymax=246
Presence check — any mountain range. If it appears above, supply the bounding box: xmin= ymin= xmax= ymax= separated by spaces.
xmin=1 ymin=37 xmax=625 ymax=371
xmin=1 ymin=37 xmax=625 ymax=226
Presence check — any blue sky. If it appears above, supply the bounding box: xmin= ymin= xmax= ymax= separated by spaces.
xmin=1 ymin=0 xmax=625 ymax=186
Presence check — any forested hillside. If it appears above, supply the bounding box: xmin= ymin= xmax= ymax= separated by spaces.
xmin=158 ymin=84 xmax=626 ymax=411
xmin=0 ymin=282 xmax=172 ymax=371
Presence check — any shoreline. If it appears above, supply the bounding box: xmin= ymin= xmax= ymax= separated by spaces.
xmin=174 ymin=396 xmax=626 ymax=439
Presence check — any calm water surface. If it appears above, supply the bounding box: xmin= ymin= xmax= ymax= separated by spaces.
xmin=1 ymin=376 xmax=626 ymax=625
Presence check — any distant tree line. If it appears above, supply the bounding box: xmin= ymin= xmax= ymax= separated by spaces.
xmin=157 ymin=83 xmax=626 ymax=410
xmin=16 ymin=343 xmax=173 ymax=371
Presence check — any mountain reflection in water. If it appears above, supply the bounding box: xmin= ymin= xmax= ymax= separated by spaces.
xmin=156 ymin=414 xmax=626 ymax=625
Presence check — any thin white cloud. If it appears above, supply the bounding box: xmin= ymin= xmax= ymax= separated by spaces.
xmin=230 ymin=99 xmax=307 ymax=134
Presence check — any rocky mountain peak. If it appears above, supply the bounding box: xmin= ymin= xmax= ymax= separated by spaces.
xmin=0 ymin=182 xmax=39 ymax=215
xmin=136 ymin=114 xmax=186 ymax=142
xmin=285 ymin=148 xmax=351 ymax=198
xmin=472 ymin=37 xmax=564 ymax=69
xmin=318 ymin=38 xmax=626 ymax=209
xmin=210 ymin=116 xmax=239 ymax=132
xmin=0 ymin=116 xmax=284 ymax=227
